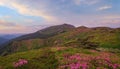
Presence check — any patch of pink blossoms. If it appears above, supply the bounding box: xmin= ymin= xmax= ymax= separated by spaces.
xmin=13 ymin=59 xmax=28 ymax=67
xmin=60 ymin=53 xmax=120 ymax=69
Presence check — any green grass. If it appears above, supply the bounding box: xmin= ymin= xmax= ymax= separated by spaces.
xmin=0 ymin=47 xmax=120 ymax=69
xmin=1 ymin=27 xmax=120 ymax=56
xmin=0 ymin=48 xmax=58 ymax=69
xmin=47 ymin=28 xmax=120 ymax=49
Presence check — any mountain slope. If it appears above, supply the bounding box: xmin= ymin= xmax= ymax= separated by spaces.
xmin=0 ymin=34 xmax=22 ymax=40
xmin=0 ymin=24 xmax=75 ymax=55
xmin=0 ymin=48 xmax=58 ymax=69
xmin=0 ymin=47 xmax=120 ymax=69
xmin=14 ymin=24 xmax=75 ymax=40
xmin=0 ymin=34 xmax=22 ymax=47
xmin=46 ymin=26 xmax=120 ymax=49
xmin=0 ymin=37 xmax=8 ymax=45
xmin=0 ymin=24 xmax=120 ymax=56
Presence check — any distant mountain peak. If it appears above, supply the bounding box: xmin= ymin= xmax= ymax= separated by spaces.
xmin=12 ymin=24 xmax=75 ymax=40
xmin=77 ymin=26 xmax=88 ymax=29
xmin=37 ymin=23 xmax=75 ymax=33
xmin=61 ymin=23 xmax=74 ymax=26
xmin=1 ymin=24 xmax=120 ymax=55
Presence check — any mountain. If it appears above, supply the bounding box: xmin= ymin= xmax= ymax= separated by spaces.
xmin=0 ymin=34 xmax=23 ymax=47
xmin=0 ymin=24 xmax=120 ymax=69
xmin=0 ymin=34 xmax=23 ymax=40
xmin=0 ymin=37 xmax=8 ymax=45
xmin=47 ymin=26 xmax=120 ymax=49
xmin=0 ymin=24 xmax=120 ymax=56
xmin=0 ymin=24 xmax=75 ymax=55
xmin=14 ymin=24 xmax=75 ymax=40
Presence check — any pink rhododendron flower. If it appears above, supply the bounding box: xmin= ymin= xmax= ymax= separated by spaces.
xmin=60 ymin=53 xmax=120 ymax=69
xmin=13 ymin=59 xmax=28 ymax=67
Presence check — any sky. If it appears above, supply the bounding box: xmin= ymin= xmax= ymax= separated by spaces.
xmin=0 ymin=0 xmax=120 ymax=34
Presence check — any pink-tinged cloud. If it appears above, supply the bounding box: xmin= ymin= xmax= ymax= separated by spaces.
xmin=73 ymin=0 xmax=100 ymax=5
xmin=0 ymin=0 xmax=120 ymax=34
xmin=0 ymin=0 xmax=56 ymax=22
xmin=0 ymin=20 xmax=49 ymax=34
xmin=0 ymin=20 xmax=28 ymax=33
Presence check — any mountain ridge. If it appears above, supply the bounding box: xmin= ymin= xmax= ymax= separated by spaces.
xmin=0 ymin=37 xmax=8 ymax=46
xmin=14 ymin=24 xmax=75 ymax=41
xmin=0 ymin=24 xmax=120 ymax=56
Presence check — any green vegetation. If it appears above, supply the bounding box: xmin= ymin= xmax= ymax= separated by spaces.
xmin=47 ymin=27 xmax=120 ymax=49
xmin=0 ymin=24 xmax=120 ymax=69
xmin=1 ymin=26 xmax=120 ymax=55
xmin=0 ymin=47 xmax=120 ymax=69
xmin=0 ymin=48 xmax=58 ymax=69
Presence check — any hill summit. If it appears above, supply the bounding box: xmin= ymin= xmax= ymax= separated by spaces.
xmin=15 ymin=24 xmax=75 ymax=40
xmin=0 ymin=24 xmax=120 ymax=56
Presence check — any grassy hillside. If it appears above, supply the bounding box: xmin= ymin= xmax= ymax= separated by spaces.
xmin=0 ymin=24 xmax=75 ymax=55
xmin=0 ymin=26 xmax=120 ymax=69
xmin=0 ymin=39 xmax=46 ymax=56
xmin=1 ymin=26 xmax=120 ymax=56
xmin=0 ymin=47 xmax=120 ymax=69
xmin=0 ymin=48 xmax=58 ymax=69
xmin=47 ymin=27 xmax=120 ymax=49
xmin=14 ymin=24 xmax=75 ymax=40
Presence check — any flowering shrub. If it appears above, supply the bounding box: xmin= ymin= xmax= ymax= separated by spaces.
xmin=13 ymin=59 xmax=28 ymax=67
xmin=60 ymin=52 xmax=120 ymax=69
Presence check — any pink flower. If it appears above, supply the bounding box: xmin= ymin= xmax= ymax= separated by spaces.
xmin=112 ymin=64 xmax=120 ymax=69
xmin=13 ymin=59 xmax=28 ymax=68
xmin=81 ymin=63 xmax=88 ymax=69
xmin=13 ymin=63 xmax=19 ymax=67
xmin=60 ymin=53 xmax=120 ymax=69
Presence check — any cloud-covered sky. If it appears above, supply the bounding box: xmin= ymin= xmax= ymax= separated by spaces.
xmin=0 ymin=0 xmax=120 ymax=34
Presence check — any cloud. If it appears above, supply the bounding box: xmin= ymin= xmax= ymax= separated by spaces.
xmin=73 ymin=0 xmax=100 ymax=5
xmin=103 ymin=15 xmax=120 ymax=19
xmin=0 ymin=0 xmax=120 ymax=34
xmin=23 ymin=19 xmax=35 ymax=23
xmin=0 ymin=20 xmax=15 ymax=26
xmin=98 ymin=5 xmax=112 ymax=11
xmin=0 ymin=15 xmax=11 ymax=19
xmin=0 ymin=19 xmax=47 ymax=34
xmin=0 ymin=0 xmax=56 ymax=22
xmin=73 ymin=0 xmax=81 ymax=5
xmin=86 ymin=15 xmax=120 ymax=27
xmin=99 ymin=15 xmax=120 ymax=24
xmin=57 ymin=14 xmax=120 ymax=28
xmin=0 ymin=20 xmax=28 ymax=33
